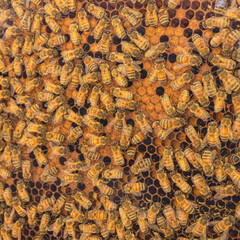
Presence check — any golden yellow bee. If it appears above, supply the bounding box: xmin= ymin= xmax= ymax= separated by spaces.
xmin=232 ymin=115 xmax=240 ymax=142
xmin=3 ymin=207 xmax=15 ymax=230
xmin=0 ymin=76 xmax=10 ymax=88
xmin=73 ymin=190 xmax=92 ymax=210
xmin=2 ymin=25 xmax=21 ymax=41
xmin=174 ymin=191 xmax=197 ymax=214
xmin=177 ymin=90 xmax=191 ymax=114
xmin=70 ymin=64 xmax=84 ymax=88
xmin=116 ymin=221 xmax=125 ymax=240
xmin=147 ymin=202 xmax=161 ymax=226
xmin=74 ymin=83 xmax=88 ymax=107
xmin=27 ymin=122 xmax=46 ymax=134
xmin=209 ymin=55 xmax=236 ymax=70
xmin=160 ymin=93 xmax=176 ymax=117
xmin=98 ymin=61 xmax=111 ymax=85
xmin=46 ymin=95 xmax=65 ymax=113
xmin=27 ymin=205 xmax=37 ymax=228
xmin=191 ymin=174 xmax=211 ymax=197
xmin=100 ymin=91 xmax=115 ymax=113
xmin=61 ymin=172 xmax=81 ymax=186
xmin=156 ymin=215 xmax=175 ymax=238
xmin=11 ymin=145 xmax=22 ymax=171
xmin=88 ymin=209 xmax=108 ymax=221
xmin=170 ymin=172 xmax=191 ymax=194
xmin=25 ymin=103 xmax=40 ymax=120
xmin=156 ymin=168 xmax=171 ymax=193
xmin=210 ymin=28 xmax=230 ymax=48
xmin=98 ymin=30 xmax=112 ymax=54
xmin=121 ymin=41 xmax=142 ymax=59
xmin=6 ymin=98 xmax=24 ymax=119
xmin=85 ymin=3 xmax=106 ymax=19
xmin=83 ymin=115 xmax=103 ymax=133
xmin=40 ymin=164 xmax=58 ymax=183
xmin=26 ymin=135 xmax=45 ymax=153
xmin=121 ymin=198 xmax=138 ymax=222
xmin=37 ymin=195 xmax=55 ymax=214
xmin=131 ymin=154 xmax=152 ymax=175
xmin=202 ymin=16 xmax=230 ymax=29
xmin=1 ymin=118 xmax=12 ymax=143
xmin=168 ymin=0 xmax=183 ymax=8
xmin=64 ymin=109 xmax=83 ymax=126
xmin=0 ymin=39 xmax=11 ymax=56
xmin=33 ymin=147 xmax=48 ymax=167
xmin=214 ymin=87 xmax=227 ymax=113
xmin=145 ymin=0 xmax=158 ymax=27
xmin=44 ymin=2 xmax=61 ymax=20
xmin=12 ymin=196 xmax=27 ymax=217
xmin=48 ymin=216 xmax=65 ymax=237
xmin=67 ymin=126 xmax=83 ymax=145
xmin=50 ymin=143 xmax=69 ymax=158
xmin=33 ymin=33 xmax=49 ymax=51
xmin=188 ymin=102 xmax=211 ymax=121
xmin=31 ymin=11 xmax=43 ymax=36
xmin=52 ymin=195 xmax=66 ymax=216
xmin=184 ymin=148 xmax=202 ymax=170
xmin=208 ymin=215 xmax=235 ymax=233
xmin=213 ymin=158 xmax=227 ymax=183
xmin=123 ymin=177 xmax=146 ymax=196
xmin=158 ymin=8 xmax=169 ymax=27
xmin=159 ymin=117 xmax=185 ymax=131
xmin=45 ymin=15 xmax=61 ymax=33
xmin=54 ymin=0 xmax=68 ymax=15
xmin=11 ymin=35 xmax=24 ymax=57
xmin=63 ymin=217 xmax=76 ymax=239
xmin=80 ymin=144 xmax=101 ymax=163
xmin=137 ymin=211 xmax=149 ymax=234
xmin=13 ymin=120 xmax=26 ymax=140
xmin=233 ymin=92 xmax=240 ymax=116
xmin=102 ymin=169 xmax=124 ymax=180
xmin=94 ymin=179 xmax=115 ymax=195
xmin=17 ymin=180 xmax=30 ymax=203
xmin=111 ymin=15 xmax=126 ymax=39
xmin=125 ymin=230 xmax=137 ymax=240
xmin=12 ymin=218 xmax=25 ymax=239
xmin=201 ymin=149 xmax=217 ymax=177
xmin=91 ymin=17 xmax=109 ymax=40
xmin=120 ymin=123 xmax=133 ymax=149
xmin=40 ymin=213 xmax=51 ymax=235
xmin=161 ymin=146 xmax=174 ymax=171
xmin=175 ymin=148 xmax=190 ymax=172
xmin=111 ymin=67 xmax=128 ymax=87
xmin=38 ymin=48 xmax=58 ymax=63
xmin=191 ymin=34 xmax=210 ymax=59
xmin=48 ymin=34 xmax=68 ymax=48
xmin=111 ymin=141 xmax=125 ymax=166
xmin=222 ymin=29 xmax=240 ymax=56
xmin=77 ymin=9 xmax=90 ymax=32
xmin=176 ymin=203 xmax=188 ymax=227
xmin=79 ymin=223 xmax=99 ymax=234
xmin=119 ymin=206 xmax=132 ymax=230
xmin=185 ymin=214 xmax=210 ymax=238
xmin=0 ymin=181 xmax=4 ymax=202
xmin=224 ymin=163 xmax=240 ymax=189
xmin=128 ymin=28 xmax=150 ymax=51
xmin=119 ymin=6 xmax=142 ymax=28
xmin=0 ymin=55 xmax=7 ymax=74
xmin=60 ymin=61 xmax=75 ymax=86
xmin=185 ymin=125 xmax=203 ymax=149
xmin=100 ymin=195 xmax=117 ymax=211
xmin=69 ymin=21 xmax=81 ymax=46
xmin=19 ymin=8 xmax=34 ymax=31
xmin=202 ymin=71 xmax=217 ymax=98
xmin=107 ymin=52 xmax=125 ymax=63
xmin=0 ymin=227 xmax=12 ymax=240
xmin=202 ymin=121 xmax=221 ymax=149
xmin=163 ymin=205 xmax=180 ymax=231
xmin=191 ymin=81 xmax=209 ymax=107
xmin=3 ymin=188 xmax=12 ymax=207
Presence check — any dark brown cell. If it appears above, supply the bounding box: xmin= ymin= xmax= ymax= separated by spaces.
xmin=171 ymin=18 xmax=179 ymax=27
xmin=184 ymin=28 xmax=193 ymax=38
xmin=168 ymin=9 xmax=176 ymax=18
xmin=182 ymin=0 xmax=191 ymax=9
xmin=180 ymin=18 xmax=189 ymax=28
xmin=196 ymin=11 xmax=204 ymax=21
xmin=186 ymin=10 xmax=194 ymax=19
xmin=191 ymin=0 xmax=200 ymax=10
xmin=201 ymin=1 xmax=211 ymax=11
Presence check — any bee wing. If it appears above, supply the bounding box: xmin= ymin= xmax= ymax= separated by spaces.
xmin=219 ymin=230 xmax=229 ymax=240
xmin=48 ymin=223 xmax=54 ymax=232
xmin=131 ymin=191 xmax=142 ymax=197
xmin=129 ymin=8 xmax=143 ymax=18
xmin=176 ymin=46 xmax=191 ymax=55
xmin=186 ymin=199 xmax=198 ymax=208
xmin=185 ymin=222 xmax=197 ymax=233
xmin=213 ymin=193 xmax=228 ymax=200
xmin=117 ymin=64 xmax=127 ymax=77
xmin=200 ymin=228 xmax=207 ymax=240
xmin=187 ymin=42 xmax=196 ymax=50
xmin=201 ymin=134 xmax=208 ymax=149
xmin=105 ymin=118 xmax=116 ymax=132
xmin=164 ymin=69 xmax=175 ymax=80
xmin=207 ymin=220 xmax=220 ymax=227
xmin=148 ymin=224 xmax=161 ymax=232
xmin=173 ymin=63 xmax=190 ymax=71
xmin=63 ymin=226 xmax=68 ymax=239
xmin=216 ymin=137 xmax=221 ymax=149
xmin=130 ymin=0 xmax=137 ymax=3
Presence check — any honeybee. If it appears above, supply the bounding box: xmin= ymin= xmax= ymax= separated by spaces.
xmin=79 ymin=223 xmax=99 ymax=234
xmin=48 ymin=216 xmax=64 ymax=237
xmin=202 ymin=121 xmax=221 ymax=149
xmin=91 ymin=17 xmax=109 ymax=40
xmin=77 ymin=9 xmax=90 ymax=32
xmin=119 ymin=206 xmax=132 ymax=230
xmin=168 ymin=0 xmax=183 ymax=8
xmin=61 ymin=172 xmax=82 ymax=186
xmin=174 ymin=48 xmax=202 ymax=71
xmin=157 ymin=8 xmax=169 ymax=27
xmin=80 ymin=144 xmax=101 ymax=162
xmin=98 ymin=30 xmax=112 ymax=54
xmin=95 ymin=179 xmax=115 ymax=195
xmin=191 ymin=81 xmax=209 ymax=107
xmin=67 ymin=126 xmax=83 ymax=145
xmin=40 ymin=213 xmax=51 ymax=235
xmin=232 ymin=115 xmax=240 ymax=142
xmin=33 ymin=147 xmax=48 ymax=167
xmin=69 ymin=203 xmax=84 ymax=223
xmin=86 ymin=134 xmax=109 ymax=148
xmin=224 ymin=163 xmax=240 ymax=189
xmin=170 ymin=172 xmax=192 ymax=194
xmin=111 ymin=142 xmax=125 ymax=166
xmin=121 ymin=41 xmax=142 ymax=59
xmin=150 ymin=58 xmax=175 ymax=85
xmin=100 ymin=91 xmax=115 ymax=113
xmin=159 ymin=117 xmax=185 ymax=131
xmin=185 ymin=214 xmax=210 ymax=238
xmin=120 ymin=123 xmax=133 ymax=149
xmin=71 ymin=64 xmax=84 ymax=88
xmin=222 ymin=29 xmax=240 ymax=56
xmin=152 ymin=121 xmax=172 ymax=140
xmin=209 ymin=55 xmax=236 ymax=70
xmin=210 ymin=28 xmax=230 ymax=48
xmin=163 ymin=205 xmax=180 ymax=231
xmin=17 ymin=180 xmax=29 ymax=203
xmin=122 ymin=198 xmax=138 ymax=221
xmin=11 ymin=145 xmax=22 ymax=171
xmin=156 ymin=168 xmax=171 ymax=193
xmin=213 ymin=158 xmax=227 ymax=183
xmin=33 ymin=33 xmax=49 ymax=51
xmin=13 ymin=120 xmax=26 ymax=140
xmin=119 ymin=6 xmax=142 ymax=28
xmin=145 ymin=0 xmax=158 ymax=27
xmin=64 ymin=109 xmax=83 ymax=126
xmin=116 ymin=221 xmax=125 ymax=240
xmin=176 ymin=204 xmax=188 ymax=227
xmin=74 ymin=84 xmax=89 ymax=107
xmin=27 ymin=122 xmax=45 ymax=134
xmin=202 ymin=71 xmax=217 ymax=98
xmin=87 ymin=161 xmax=105 ymax=181
xmin=68 ymin=21 xmax=81 ymax=46
xmin=130 ymin=154 xmax=151 ymax=175
xmin=123 ymin=177 xmax=146 ymax=196
xmin=48 ymin=34 xmax=68 ymax=48
xmin=46 ymin=95 xmax=65 ymax=113
xmin=147 ymin=203 xmax=161 ymax=226
xmin=160 ymin=93 xmax=176 ymax=117
xmin=0 ymin=181 xmax=4 ymax=202
xmin=184 ymin=148 xmax=202 ymax=170
xmin=27 ymin=205 xmax=37 ymax=228
xmin=1 ymin=118 xmax=12 ymax=143
xmin=100 ymin=195 xmax=117 ymax=212
xmin=73 ymin=190 xmax=92 ymax=210
xmin=0 ymin=227 xmax=12 ymax=240
xmin=233 ymin=92 xmax=240 ymax=116
xmin=37 ymin=195 xmax=55 ymax=214
xmin=156 ymin=216 xmax=175 ymax=238
xmin=54 ymin=0 xmax=68 ymax=14
xmin=128 ymin=28 xmax=150 ymax=51
xmin=12 ymin=218 xmax=25 ymax=239
xmin=11 ymin=35 xmax=24 ymax=57
xmin=50 ymin=143 xmax=69 ymax=158
xmin=44 ymin=2 xmax=61 ymax=20
xmin=4 ymin=207 xmax=15 ymax=230
xmin=60 ymin=61 xmax=75 ymax=86
xmin=40 ymin=164 xmax=58 ymax=183
xmin=3 ymin=188 xmax=12 ymax=207
xmin=188 ymin=99 xmax=211 ymax=121
xmin=185 ymin=125 xmax=203 ymax=149
xmin=83 ymin=115 xmax=103 ymax=133
xmin=31 ymin=11 xmax=43 ymax=37
xmin=202 ymin=16 xmax=230 ymax=29
xmin=52 ymin=195 xmax=66 ymax=217
xmin=0 ymin=76 xmax=10 ymax=89
xmin=191 ymin=174 xmax=211 ymax=197
xmin=99 ymin=61 xmax=112 ymax=85
xmin=22 ymin=34 xmax=34 ymax=55
xmin=208 ymin=215 xmax=235 ymax=233
xmin=83 ymin=55 xmax=99 ymax=73
xmin=174 ymin=191 xmax=197 ymax=214
xmin=12 ymin=196 xmax=26 ymax=217
xmin=44 ymin=80 xmax=64 ymax=95
xmin=61 ymin=49 xmax=84 ymax=63
xmin=161 ymin=146 xmax=174 ymax=171
xmin=177 ymin=90 xmax=190 ymax=114
xmin=127 ymin=146 xmax=137 ymax=158
xmin=44 ymin=15 xmax=60 ymax=33
xmin=192 ymin=34 xmax=210 ymax=59
xmin=2 ymin=25 xmax=20 ymax=41
xmin=63 ymin=217 xmax=76 ymax=239
xmin=107 ymin=52 xmax=125 ymax=64
xmin=137 ymin=211 xmax=149 ymax=234
xmin=87 ymin=108 xmax=107 ymax=120
xmin=88 ymin=209 xmax=108 ymax=221
xmin=214 ymin=87 xmax=227 ymax=113
xmin=111 ymin=15 xmax=126 ymax=39
xmin=175 ymin=148 xmax=190 ymax=172
xmin=85 ymin=3 xmax=106 ymax=19
xmin=135 ymin=111 xmax=152 ymax=135
xmin=201 ymin=149 xmax=217 ymax=177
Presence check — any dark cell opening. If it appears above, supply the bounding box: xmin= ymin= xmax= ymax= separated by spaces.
xmin=182 ymin=0 xmax=190 ymax=9
xmin=148 ymin=145 xmax=155 ymax=153
xmin=201 ymin=1 xmax=211 ymax=11
xmin=180 ymin=18 xmax=189 ymax=28
xmin=138 ymin=144 xmax=146 ymax=152
xmin=140 ymin=70 xmax=147 ymax=79
xmin=68 ymin=98 xmax=74 ymax=106
xmin=145 ymin=177 xmax=153 ymax=185
xmin=50 ymin=184 xmax=57 ymax=192
xmin=143 ymin=137 xmax=151 ymax=145
xmin=59 ymin=157 xmax=67 ymax=165
xmin=192 ymin=0 xmax=200 ymax=9
xmin=184 ymin=28 xmax=193 ymax=38
xmin=196 ymin=11 xmax=204 ymax=21
xmin=160 ymin=35 xmax=169 ymax=42
xmin=87 ymin=36 xmax=95 ymax=44
xmin=162 ymin=197 xmax=170 ymax=205
xmin=83 ymin=43 xmax=90 ymax=52
xmin=124 ymin=167 xmax=130 ymax=175
xmin=113 ymin=36 xmax=121 ymax=45
xmin=156 ymin=87 xmax=165 ymax=96
xmin=103 ymin=156 xmax=111 ymax=165
xmin=186 ymin=10 xmax=194 ymax=19
xmin=194 ymin=29 xmax=202 ymax=36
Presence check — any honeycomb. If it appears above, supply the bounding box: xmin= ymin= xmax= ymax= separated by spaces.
xmin=0 ymin=0 xmax=240 ymax=239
